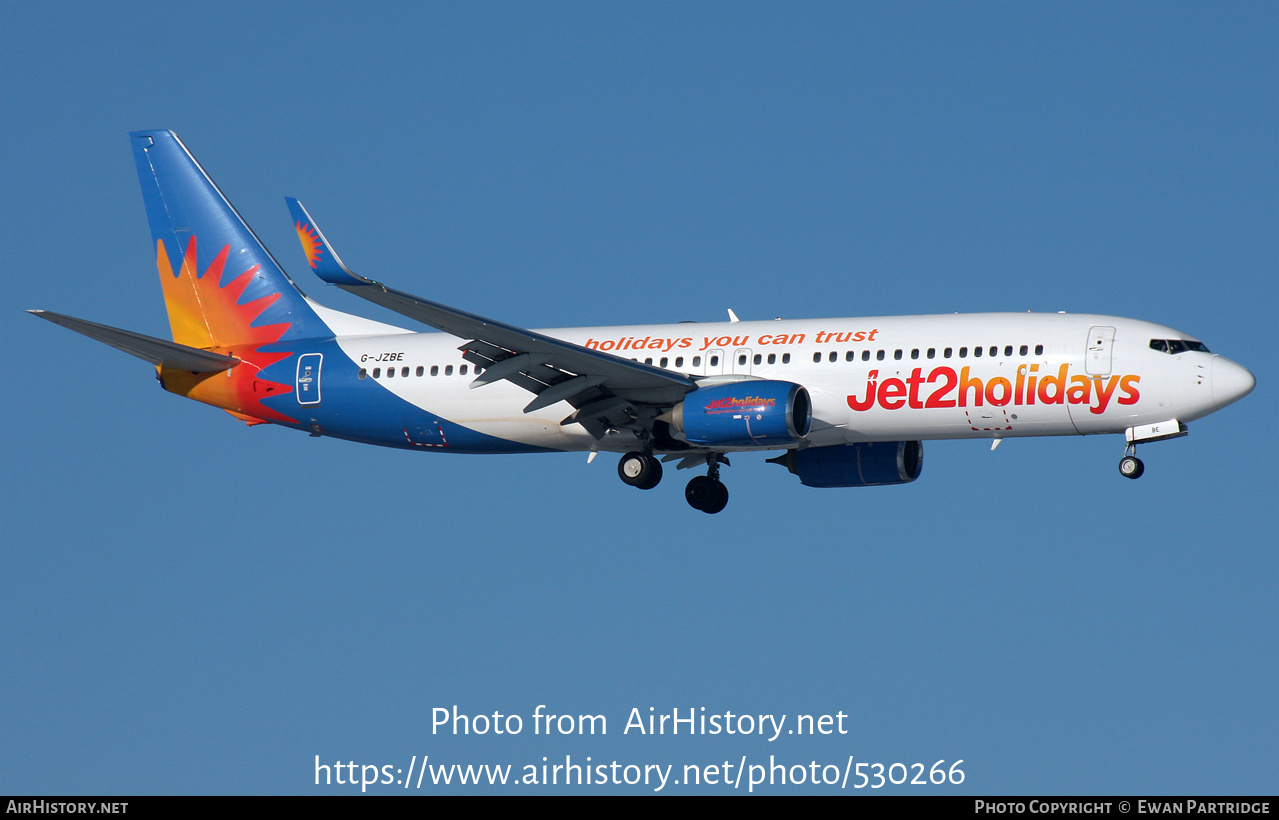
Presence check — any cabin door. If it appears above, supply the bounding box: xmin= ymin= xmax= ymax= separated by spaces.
xmin=1085 ymin=326 xmax=1115 ymax=376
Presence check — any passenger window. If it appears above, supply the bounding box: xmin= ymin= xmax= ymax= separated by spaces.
xmin=846 ymin=351 xmax=855 ymax=361
xmin=1020 ymin=345 xmax=1028 ymax=356
xmin=974 ymin=346 xmax=982 ymax=358
xmin=876 ymin=350 xmax=885 ymax=361
xmin=989 ymin=346 xmax=997 ymax=357
xmin=416 ymin=366 xmax=424 ymax=377
xmin=358 ymin=368 xmax=368 ymax=380
xmin=445 ymin=365 xmax=453 ymax=376
xmin=782 ymin=353 xmax=791 ymax=364
xmin=387 ymin=367 xmax=395 ymax=377
xmin=828 ymin=351 xmax=837 ymax=362
xmin=459 ymin=365 xmax=467 ymax=375
xmin=959 ymin=347 xmax=968 ymax=358
xmin=693 ymin=356 xmax=702 ymax=367
xmin=1004 ymin=345 xmax=1013 ymax=357
xmin=813 ymin=352 xmax=821 ymax=363
xmin=402 ymin=366 xmax=410 ymax=377
xmin=738 ymin=354 xmax=747 ymax=366
xmin=675 ymin=357 xmax=684 ymax=367
xmin=661 ymin=357 xmax=669 ymax=367
xmin=1035 ymin=345 xmax=1044 ymax=355
xmin=927 ymin=348 xmax=935 ymax=359
xmin=894 ymin=349 xmax=903 ymax=360
xmin=645 ymin=358 xmax=653 ymax=365
xmin=430 ymin=365 xmax=439 ymax=376
xmin=710 ymin=355 xmax=719 ymax=366
xmin=861 ymin=350 xmax=870 ymax=361
xmin=753 ymin=354 xmax=761 ymax=365
xmin=911 ymin=349 xmax=919 ymax=360
xmin=767 ymin=353 xmax=776 ymax=364
xmin=373 ymin=368 xmax=381 ymax=378
xmin=944 ymin=347 xmax=952 ymax=358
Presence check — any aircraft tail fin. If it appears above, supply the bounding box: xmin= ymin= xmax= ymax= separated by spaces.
xmin=130 ymin=131 xmax=333 ymax=349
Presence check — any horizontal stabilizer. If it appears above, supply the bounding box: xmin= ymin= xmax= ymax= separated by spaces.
xmin=28 ymin=310 xmax=239 ymax=372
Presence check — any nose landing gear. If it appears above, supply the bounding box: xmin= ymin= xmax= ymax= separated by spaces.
xmin=1118 ymin=420 xmax=1188 ymax=479
xmin=1119 ymin=444 xmax=1144 ymax=479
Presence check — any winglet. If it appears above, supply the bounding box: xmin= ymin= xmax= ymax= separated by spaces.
xmin=285 ymin=197 xmax=370 ymax=286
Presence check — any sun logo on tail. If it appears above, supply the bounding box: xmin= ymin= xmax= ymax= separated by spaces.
xmin=295 ymin=221 xmax=324 ymax=269
xmin=155 ymin=236 xmax=297 ymax=424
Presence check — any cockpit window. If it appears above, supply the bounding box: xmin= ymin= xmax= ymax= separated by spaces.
xmin=1151 ymin=338 xmax=1210 ymax=354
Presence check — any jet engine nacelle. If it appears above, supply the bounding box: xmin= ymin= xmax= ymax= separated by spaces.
xmin=769 ymin=441 xmax=923 ymax=487
xmin=665 ymin=381 xmax=812 ymax=447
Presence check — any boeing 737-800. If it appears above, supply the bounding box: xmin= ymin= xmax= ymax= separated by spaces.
xmin=30 ymin=131 xmax=1255 ymax=513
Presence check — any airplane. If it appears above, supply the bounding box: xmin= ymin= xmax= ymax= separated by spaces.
xmin=30 ymin=131 xmax=1255 ymax=513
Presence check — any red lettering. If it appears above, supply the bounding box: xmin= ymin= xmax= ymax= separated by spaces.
xmin=985 ymin=376 xmax=1012 ymax=406
xmin=925 ymin=367 xmax=957 ymax=408
xmin=958 ymin=367 xmax=984 ymax=407
xmin=847 ymin=370 xmax=878 ymax=412
xmin=1091 ymin=376 xmax=1121 ymax=414
xmin=906 ymin=368 xmax=925 ymax=409
xmin=878 ymin=377 xmax=907 ymax=410
xmin=1117 ymin=374 xmax=1140 ymax=405
xmin=1037 ymin=364 xmax=1069 ymax=404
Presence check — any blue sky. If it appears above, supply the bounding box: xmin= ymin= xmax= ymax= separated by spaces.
xmin=2 ymin=2 xmax=1275 ymax=795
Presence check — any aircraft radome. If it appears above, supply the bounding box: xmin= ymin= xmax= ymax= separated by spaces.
xmin=30 ymin=132 xmax=1255 ymax=513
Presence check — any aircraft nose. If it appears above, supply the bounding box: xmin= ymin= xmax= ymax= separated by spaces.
xmin=1211 ymin=356 xmax=1255 ymax=408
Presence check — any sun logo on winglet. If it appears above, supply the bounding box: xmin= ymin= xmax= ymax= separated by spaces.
xmin=295 ymin=221 xmax=324 ymax=269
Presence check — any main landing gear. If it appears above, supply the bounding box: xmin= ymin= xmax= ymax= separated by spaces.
xmin=618 ymin=451 xmax=663 ymax=490
xmin=685 ymin=455 xmax=729 ymax=514
xmin=1118 ymin=444 xmax=1144 ymax=480
xmin=616 ymin=451 xmax=730 ymax=513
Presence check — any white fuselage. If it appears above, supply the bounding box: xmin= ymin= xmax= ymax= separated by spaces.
xmin=327 ymin=311 xmax=1247 ymax=454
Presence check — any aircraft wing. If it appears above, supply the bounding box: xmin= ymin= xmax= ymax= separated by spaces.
xmin=286 ymin=198 xmax=696 ymax=437
xmin=28 ymin=310 xmax=239 ymax=372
